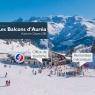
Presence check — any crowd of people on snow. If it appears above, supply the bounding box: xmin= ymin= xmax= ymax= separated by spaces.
xmin=0 ymin=62 xmax=94 ymax=88
xmin=0 ymin=71 xmax=11 ymax=87
xmin=30 ymin=64 xmax=87 ymax=78
xmin=42 ymin=64 xmax=93 ymax=78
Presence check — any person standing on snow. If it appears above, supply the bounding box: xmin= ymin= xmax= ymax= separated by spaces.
xmin=5 ymin=72 xmax=8 ymax=78
xmin=5 ymin=80 xmax=10 ymax=86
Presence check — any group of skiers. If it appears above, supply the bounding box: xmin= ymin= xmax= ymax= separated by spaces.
xmin=4 ymin=72 xmax=11 ymax=87
xmin=5 ymin=80 xmax=10 ymax=86
xmin=47 ymin=65 xmax=86 ymax=77
xmin=0 ymin=72 xmax=11 ymax=87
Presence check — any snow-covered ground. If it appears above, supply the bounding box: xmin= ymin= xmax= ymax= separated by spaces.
xmin=0 ymin=63 xmax=95 ymax=95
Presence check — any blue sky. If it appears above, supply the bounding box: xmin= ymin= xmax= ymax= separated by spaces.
xmin=0 ymin=0 xmax=95 ymax=21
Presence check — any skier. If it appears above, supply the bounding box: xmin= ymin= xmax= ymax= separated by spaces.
xmin=5 ymin=72 xmax=8 ymax=78
xmin=5 ymin=80 xmax=8 ymax=86
xmin=5 ymin=80 xmax=10 ymax=86
xmin=34 ymin=71 xmax=37 ymax=75
xmin=8 ymin=80 xmax=10 ymax=86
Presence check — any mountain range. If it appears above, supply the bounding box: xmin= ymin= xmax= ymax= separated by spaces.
xmin=1 ymin=15 xmax=95 ymax=54
xmin=16 ymin=15 xmax=95 ymax=53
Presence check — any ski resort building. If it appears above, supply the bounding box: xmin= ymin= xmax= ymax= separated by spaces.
xmin=48 ymin=51 xmax=70 ymax=66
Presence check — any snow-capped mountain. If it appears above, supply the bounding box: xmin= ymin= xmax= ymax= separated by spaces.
xmin=1 ymin=15 xmax=95 ymax=54
xmin=47 ymin=16 xmax=95 ymax=53
xmin=16 ymin=15 xmax=95 ymax=53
